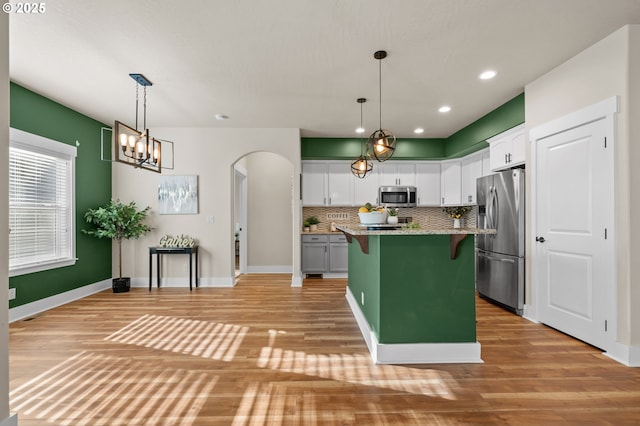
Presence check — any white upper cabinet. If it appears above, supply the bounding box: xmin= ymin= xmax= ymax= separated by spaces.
xmin=415 ymin=162 xmax=441 ymax=206
xmin=461 ymin=150 xmax=484 ymax=205
xmin=487 ymin=123 xmax=526 ymax=171
xmin=378 ymin=162 xmax=416 ymax=187
xmin=301 ymin=161 xmax=327 ymax=206
xmin=353 ymin=167 xmax=380 ymax=206
xmin=327 ymin=162 xmax=353 ymax=206
xmin=440 ymin=159 xmax=462 ymax=206
xmin=481 ymin=148 xmax=492 ymax=176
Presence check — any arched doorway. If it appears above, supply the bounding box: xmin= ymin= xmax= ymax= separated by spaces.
xmin=233 ymin=152 xmax=294 ymax=283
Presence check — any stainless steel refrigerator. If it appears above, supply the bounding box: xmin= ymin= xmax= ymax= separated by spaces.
xmin=475 ymin=169 xmax=525 ymax=315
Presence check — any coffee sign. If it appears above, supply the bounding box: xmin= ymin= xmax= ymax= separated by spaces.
xmin=159 ymin=234 xmax=197 ymax=248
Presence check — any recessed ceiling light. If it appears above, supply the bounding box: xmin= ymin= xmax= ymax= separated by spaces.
xmin=356 ymin=127 xmax=365 ymax=134
xmin=438 ymin=105 xmax=451 ymax=113
xmin=479 ymin=70 xmax=497 ymax=80
xmin=414 ymin=128 xmax=424 ymax=134
xmin=215 ymin=113 xmax=229 ymax=120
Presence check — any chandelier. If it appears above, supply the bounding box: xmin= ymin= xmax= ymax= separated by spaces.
xmin=113 ymin=74 xmax=172 ymax=173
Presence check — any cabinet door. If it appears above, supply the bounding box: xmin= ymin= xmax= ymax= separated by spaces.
xmin=489 ymin=138 xmax=511 ymax=171
xmin=440 ymin=160 xmax=462 ymax=206
xmin=510 ymin=131 xmax=526 ymax=166
xmin=397 ymin=163 xmax=416 ymax=186
xmin=302 ymin=243 xmax=327 ymax=272
xmin=461 ymin=153 xmax=482 ymax=205
xmin=353 ymin=167 xmax=379 ymax=206
xmin=301 ymin=162 xmax=327 ymax=206
xmin=378 ymin=163 xmax=399 ymax=186
xmin=481 ymin=149 xmax=492 ymax=176
xmin=415 ymin=162 xmax=440 ymax=206
xmin=327 ymin=162 xmax=353 ymax=206
xmin=329 ymin=243 xmax=348 ymax=272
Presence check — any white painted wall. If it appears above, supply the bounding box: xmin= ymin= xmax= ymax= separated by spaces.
xmin=0 ymin=10 xmax=13 ymax=426
xmin=112 ymin=128 xmax=302 ymax=287
xmin=245 ymin=152 xmax=293 ymax=272
xmin=525 ymin=25 xmax=639 ymax=346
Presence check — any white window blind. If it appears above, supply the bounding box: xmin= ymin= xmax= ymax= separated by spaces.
xmin=9 ymin=128 xmax=77 ymax=276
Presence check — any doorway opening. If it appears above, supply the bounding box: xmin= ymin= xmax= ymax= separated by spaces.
xmin=233 ymin=152 xmax=294 ymax=283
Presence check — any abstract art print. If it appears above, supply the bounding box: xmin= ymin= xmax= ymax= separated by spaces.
xmin=158 ymin=175 xmax=198 ymax=214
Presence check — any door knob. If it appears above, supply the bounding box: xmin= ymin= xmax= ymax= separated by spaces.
xmin=536 ymin=236 xmax=545 ymax=243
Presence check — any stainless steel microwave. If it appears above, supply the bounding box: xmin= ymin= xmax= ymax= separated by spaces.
xmin=379 ymin=186 xmax=417 ymax=207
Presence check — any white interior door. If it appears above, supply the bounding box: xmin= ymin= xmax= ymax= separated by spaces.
xmin=535 ymin=117 xmax=613 ymax=350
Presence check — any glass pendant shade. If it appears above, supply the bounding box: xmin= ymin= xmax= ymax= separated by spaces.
xmin=351 ymin=155 xmax=373 ymax=178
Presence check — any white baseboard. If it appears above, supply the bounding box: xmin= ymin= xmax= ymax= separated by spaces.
xmin=133 ymin=276 xmax=235 ymax=288
xmin=9 ymin=279 xmax=111 ymax=323
xmin=247 ymin=265 xmax=292 ymax=274
xmin=345 ymin=287 xmax=483 ymax=364
xmin=604 ymin=342 xmax=640 ymax=367
xmin=291 ymin=275 xmax=303 ymax=287
xmin=0 ymin=414 xmax=17 ymax=426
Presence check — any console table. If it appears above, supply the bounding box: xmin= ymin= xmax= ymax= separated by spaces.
xmin=149 ymin=246 xmax=199 ymax=291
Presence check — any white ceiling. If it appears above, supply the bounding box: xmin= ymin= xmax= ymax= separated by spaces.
xmin=9 ymin=0 xmax=640 ymax=138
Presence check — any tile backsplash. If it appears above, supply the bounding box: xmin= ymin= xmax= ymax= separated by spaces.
xmin=302 ymin=205 xmax=477 ymax=231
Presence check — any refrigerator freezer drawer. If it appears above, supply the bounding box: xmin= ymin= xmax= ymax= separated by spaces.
xmin=475 ymin=249 xmax=524 ymax=315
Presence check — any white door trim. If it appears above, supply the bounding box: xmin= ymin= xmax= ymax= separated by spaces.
xmin=529 ymin=96 xmax=618 ymax=352
xmin=234 ymin=165 xmax=248 ymax=277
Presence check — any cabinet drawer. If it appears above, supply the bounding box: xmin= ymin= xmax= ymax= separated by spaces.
xmin=301 ymin=234 xmax=328 ymax=243
xmin=329 ymin=234 xmax=347 ymax=243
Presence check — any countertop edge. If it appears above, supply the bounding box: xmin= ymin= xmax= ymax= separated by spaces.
xmin=335 ymin=225 xmax=496 ymax=236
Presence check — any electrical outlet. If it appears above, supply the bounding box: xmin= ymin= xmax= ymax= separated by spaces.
xmin=9 ymin=288 xmax=16 ymax=300
xmin=361 ymin=291 xmax=364 ymax=305
xmin=206 ymin=215 xmax=215 ymax=224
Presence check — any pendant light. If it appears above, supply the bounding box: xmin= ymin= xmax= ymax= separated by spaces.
xmin=367 ymin=50 xmax=396 ymax=162
xmin=351 ymin=98 xmax=373 ymax=178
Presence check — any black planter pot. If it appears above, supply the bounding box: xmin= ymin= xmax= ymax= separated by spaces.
xmin=112 ymin=277 xmax=131 ymax=293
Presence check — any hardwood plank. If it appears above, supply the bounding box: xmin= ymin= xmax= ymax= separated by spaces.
xmin=8 ymin=274 xmax=640 ymax=425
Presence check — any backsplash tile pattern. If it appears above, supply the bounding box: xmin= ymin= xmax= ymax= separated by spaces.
xmin=302 ymin=206 xmax=478 ymax=232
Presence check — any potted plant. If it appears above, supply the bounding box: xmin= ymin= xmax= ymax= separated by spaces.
xmin=303 ymin=220 xmax=311 ymax=232
xmin=83 ymin=199 xmax=152 ymax=293
xmin=305 ymin=216 xmax=320 ymax=231
xmin=386 ymin=207 xmax=399 ymax=225
xmin=443 ymin=206 xmax=470 ymax=228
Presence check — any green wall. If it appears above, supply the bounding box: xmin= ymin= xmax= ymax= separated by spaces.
xmin=301 ymin=93 xmax=524 ymax=160
xmin=9 ymin=83 xmax=112 ymax=308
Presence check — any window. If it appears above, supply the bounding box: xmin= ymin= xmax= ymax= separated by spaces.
xmin=9 ymin=128 xmax=77 ymax=276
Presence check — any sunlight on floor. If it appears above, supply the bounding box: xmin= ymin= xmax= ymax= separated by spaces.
xmin=104 ymin=314 xmax=248 ymax=362
xmin=10 ymin=351 xmax=217 ymax=426
xmin=256 ymin=329 xmax=459 ymax=399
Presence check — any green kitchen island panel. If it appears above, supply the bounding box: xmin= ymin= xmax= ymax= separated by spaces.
xmin=336 ymin=225 xmax=495 ymax=364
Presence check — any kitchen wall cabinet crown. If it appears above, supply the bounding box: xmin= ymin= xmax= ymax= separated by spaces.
xmin=487 ymin=123 xmax=526 ymax=171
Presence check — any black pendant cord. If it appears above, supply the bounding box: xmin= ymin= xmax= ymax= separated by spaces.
xmin=135 ymin=83 xmax=139 ymax=131
xmin=378 ymin=57 xmax=382 ymax=130
xmin=360 ymin=101 xmax=365 ymax=156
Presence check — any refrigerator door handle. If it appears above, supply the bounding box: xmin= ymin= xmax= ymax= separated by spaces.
xmin=492 ymin=186 xmax=499 ymax=233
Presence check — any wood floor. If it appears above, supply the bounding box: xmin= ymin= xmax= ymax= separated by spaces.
xmin=8 ymin=274 xmax=640 ymax=425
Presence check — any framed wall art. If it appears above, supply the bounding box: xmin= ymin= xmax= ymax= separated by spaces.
xmin=158 ymin=175 xmax=198 ymax=214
